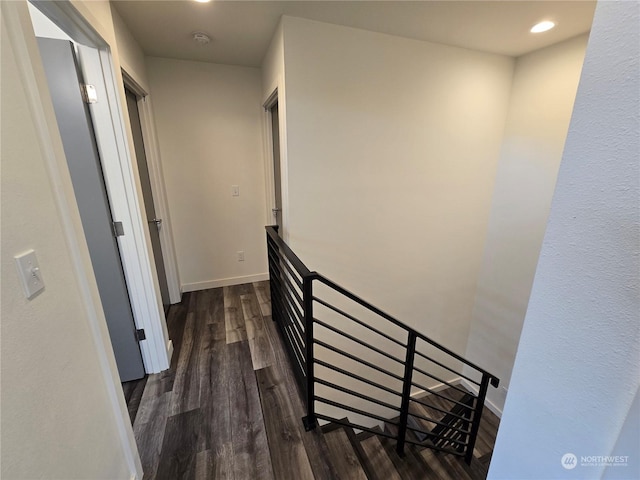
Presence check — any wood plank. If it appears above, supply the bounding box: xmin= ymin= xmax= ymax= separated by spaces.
xmin=256 ymin=366 xmax=315 ymax=480
xmin=195 ymin=450 xmax=213 ymax=480
xmin=436 ymin=453 xmax=474 ymax=480
xmin=224 ymin=285 xmax=248 ymax=344
xmin=170 ymin=311 xmax=202 ymax=415
xmin=135 ymin=373 xmax=172 ymax=426
xmin=420 ymin=447 xmax=456 ymax=480
xmin=263 ymin=316 xmax=304 ymax=409
xmin=360 ymin=435 xmax=402 ymax=480
xmin=253 ymin=281 xmax=272 ymax=316
xmin=240 ymin=293 xmax=275 ymax=370
xmin=264 ymin=316 xmax=340 ymax=480
xmin=195 ymin=446 xmax=236 ymax=480
xmin=122 ymin=375 xmax=148 ymax=424
xmin=198 ymin=301 xmax=235 ymax=479
xmin=227 ymin=342 xmax=274 ymax=480
xmin=207 ymin=288 xmax=224 ymax=326
xmin=156 ymin=408 xmax=208 ymax=480
xmin=378 ymin=429 xmax=440 ymax=480
xmin=134 ymin=392 xmax=170 ymax=480
xmin=323 ymin=428 xmax=368 ymax=480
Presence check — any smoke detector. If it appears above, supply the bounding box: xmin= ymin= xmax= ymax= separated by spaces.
xmin=192 ymin=32 xmax=211 ymax=45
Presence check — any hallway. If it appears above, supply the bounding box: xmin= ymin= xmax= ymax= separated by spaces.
xmin=131 ymin=283 xmax=336 ymax=479
xmin=131 ymin=283 xmax=499 ymax=479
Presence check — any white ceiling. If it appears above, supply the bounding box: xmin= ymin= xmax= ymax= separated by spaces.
xmin=112 ymin=0 xmax=596 ymax=68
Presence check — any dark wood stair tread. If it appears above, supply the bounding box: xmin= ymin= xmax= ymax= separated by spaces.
xmin=360 ymin=435 xmax=402 ymax=480
xmin=323 ymin=427 xmax=368 ymax=480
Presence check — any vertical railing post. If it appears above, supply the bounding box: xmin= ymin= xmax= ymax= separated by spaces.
xmin=396 ymin=331 xmax=417 ymax=456
xmin=302 ymin=274 xmax=316 ymax=431
xmin=465 ymin=373 xmax=490 ymax=464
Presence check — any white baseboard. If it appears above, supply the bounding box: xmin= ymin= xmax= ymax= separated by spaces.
xmin=410 ymin=377 xmax=462 ymax=399
xmin=460 ymin=379 xmax=503 ymax=418
xmin=181 ymin=273 xmax=269 ymax=292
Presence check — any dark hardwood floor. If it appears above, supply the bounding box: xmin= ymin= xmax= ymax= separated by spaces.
xmin=129 ymin=282 xmax=499 ymax=479
xmin=122 ymin=375 xmax=148 ymax=424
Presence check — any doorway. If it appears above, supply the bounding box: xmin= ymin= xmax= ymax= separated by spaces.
xmin=124 ymin=86 xmax=171 ymax=313
xmin=36 ymin=36 xmax=146 ymax=382
xmin=26 ymin=0 xmax=171 ymax=379
xmin=268 ymin=97 xmax=283 ymax=230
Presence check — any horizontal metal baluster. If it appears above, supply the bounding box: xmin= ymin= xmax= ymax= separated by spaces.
xmin=315 ymin=378 xmax=401 ymax=412
xmin=313 ymin=318 xmax=405 ymax=365
xmin=315 ymin=359 xmax=402 ymax=398
xmin=313 ymin=296 xmax=406 ymax=348
xmin=314 ymin=339 xmax=404 ymax=382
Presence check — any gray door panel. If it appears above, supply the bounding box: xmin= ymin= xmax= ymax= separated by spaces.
xmin=37 ymin=38 xmax=145 ymax=382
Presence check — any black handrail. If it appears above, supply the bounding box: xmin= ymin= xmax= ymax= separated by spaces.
xmin=265 ymin=225 xmax=499 ymax=465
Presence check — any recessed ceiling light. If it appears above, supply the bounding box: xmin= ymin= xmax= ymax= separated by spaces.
xmin=530 ymin=21 xmax=556 ymax=33
xmin=193 ymin=0 xmax=211 ymax=3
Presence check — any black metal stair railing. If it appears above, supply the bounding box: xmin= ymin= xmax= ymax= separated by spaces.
xmin=266 ymin=226 xmax=499 ymax=465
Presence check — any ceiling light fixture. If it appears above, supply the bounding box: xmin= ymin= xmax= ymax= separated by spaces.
xmin=530 ymin=21 xmax=556 ymax=33
xmin=192 ymin=32 xmax=211 ymax=45
xmin=193 ymin=0 xmax=211 ymax=3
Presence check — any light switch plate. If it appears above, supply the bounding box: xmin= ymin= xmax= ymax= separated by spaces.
xmin=231 ymin=185 xmax=240 ymax=197
xmin=14 ymin=249 xmax=45 ymax=299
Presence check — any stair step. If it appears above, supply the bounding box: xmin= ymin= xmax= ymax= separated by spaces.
xmin=323 ymin=427 xmax=368 ymax=480
xmin=379 ymin=425 xmax=442 ymax=479
xmin=360 ymin=435 xmax=402 ymax=480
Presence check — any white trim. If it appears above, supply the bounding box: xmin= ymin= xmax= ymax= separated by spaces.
xmin=262 ymin=89 xmax=278 ymax=227
xmin=460 ymin=379 xmax=503 ymax=418
xmin=182 ymin=273 xmax=270 ymax=292
xmin=138 ymin=96 xmax=182 ymax=304
xmin=122 ymin=72 xmax=182 ymax=305
xmin=3 ymin=1 xmax=142 ymax=478
xmin=76 ymin=44 xmax=169 ymax=374
xmin=261 ymin=75 xmax=290 ymax=242
xmin=411 ymin=376 xmax=503 ymax=417
xmin=410 ymin=377 xmax=462 ymax=399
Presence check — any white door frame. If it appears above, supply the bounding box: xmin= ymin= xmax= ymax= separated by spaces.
xmin=26 ymin=0 xmax=172 ymax=374
xmin=262 ymin=82 xmax=290 ymax=241
xmin=2 ymin=1 xmax=144 ymax=478
xmin=122 ymin=71 xmax=182 ymax=305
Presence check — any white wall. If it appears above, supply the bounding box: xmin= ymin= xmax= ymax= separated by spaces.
xmin=273 ymin=16 xmax=515 ymax=424
xmin=464 ymin=34 xmax=589 ymax=414
xmin=1 ymin=3 xmax=136 ymax=478
xmin=489 ymin=1 xmax=639 ymax=478
xmin=147 ymin=57 xmax=269 ymax=291
xmin=282 ymin=15 xmax=513 ymax=359
xmin=111 ymin=5 xmax=150 ymax=91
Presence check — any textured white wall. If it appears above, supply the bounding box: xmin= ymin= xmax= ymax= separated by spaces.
xmin=111 ymin=5 xmax=150 ymax=92
xmin=1 ymin=5 xmax=134 ymax=478
xmin=489 ymin=1 xmax=639 ymax=478
xmin=282 ymin=15 xmax=513 ymax=355
xmin=275 ymin=16 xmax=515 ymax=424
xmin=147 ymin=57 xmax=268 ymax=291
xmin=464 ymin=34 xmax=588 ymax=414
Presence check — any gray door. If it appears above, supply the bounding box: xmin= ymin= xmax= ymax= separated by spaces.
xmin=270 ymin=102 xmax=283 ymax=230
xmin=124 ymin=88 xmax=170 ymax=312
xmin=37 ymin=38 xmax=145 ymax=382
